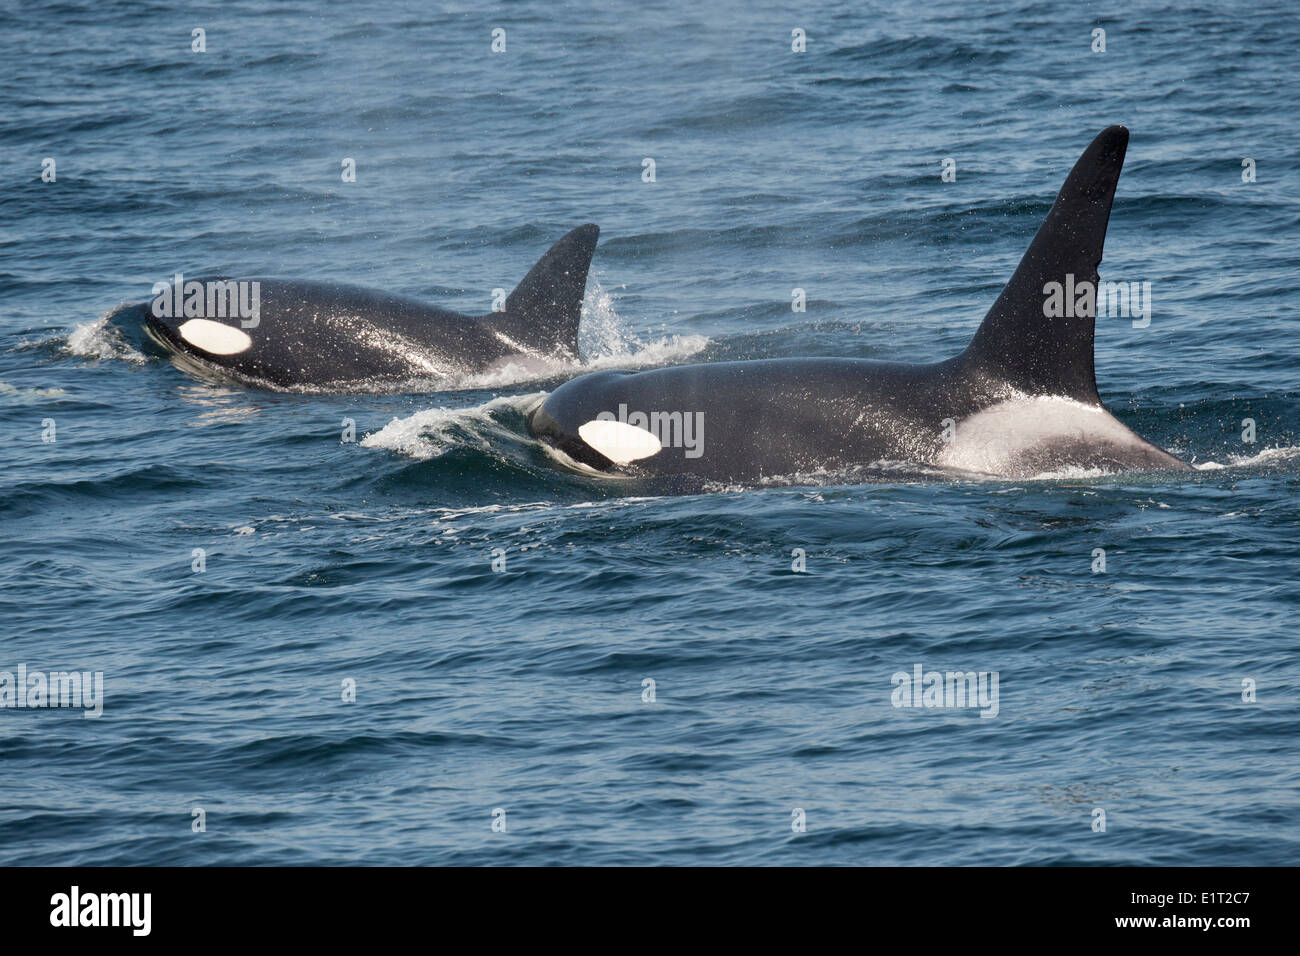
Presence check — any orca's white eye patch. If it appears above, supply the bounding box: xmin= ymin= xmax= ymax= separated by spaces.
xmin=177 ymin=319 xmax=252 ymax=355
xmin=578 ymin=419 xmax=662 ymax=464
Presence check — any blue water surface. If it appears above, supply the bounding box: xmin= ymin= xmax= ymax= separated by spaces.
xmin=1 ymin=0 xmax=1297 ymax=865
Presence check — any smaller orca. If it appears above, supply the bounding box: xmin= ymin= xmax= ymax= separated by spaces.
xmin=528 ymin=128 xmax=1191 ymax=483
xmin=131 ymin=224 xmax=599 ymax=392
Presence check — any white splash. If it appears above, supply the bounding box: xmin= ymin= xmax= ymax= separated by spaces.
xmin=1025 ymin=464 xmax=1114 ymax=481
xmin=360 ymin=393 xmax=543 ymax=460
xmin=61 ymin=309 xmax=147 ymax=364
xmin=456 ymin=355 xmax=579 ymax=390
xmin=576 ymin=279 xmax=708 ymax=370
xmin=1194 ymin=445 xmax=1300 ymax=470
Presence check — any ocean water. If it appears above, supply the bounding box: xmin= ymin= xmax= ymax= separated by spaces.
xmin=2 ymin=0 xmax=1298 ymax=865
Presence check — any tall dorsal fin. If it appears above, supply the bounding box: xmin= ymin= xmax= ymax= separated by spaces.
xmin=486 ymin=223 xmax=599 ymax=359
xmin=960 ymin=126 xmax=1129 ymax=403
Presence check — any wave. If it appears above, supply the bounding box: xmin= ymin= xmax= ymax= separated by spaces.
xmin=1192 ymin=445 xmax=1300 ymax=471
xmin=0 ymin=381 xmax=68 ymax=402
xmin=360 ymin=393 xmax=542 ymax=461
xmin=25 ymin=306 xmax=148 ymax=364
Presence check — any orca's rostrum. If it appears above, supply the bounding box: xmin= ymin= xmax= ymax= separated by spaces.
xmin=529 ymin=127 xmax=1190 ymax=481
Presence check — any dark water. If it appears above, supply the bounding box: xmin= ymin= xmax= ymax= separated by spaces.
xmin=2 ymin=0 xmax=1298 ymax=865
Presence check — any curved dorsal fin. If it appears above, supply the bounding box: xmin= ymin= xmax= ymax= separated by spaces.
xmin=961 ymin=126 xmax=1129 ymax=403
xmin=486 ymin=223 xmax=599 ymax=359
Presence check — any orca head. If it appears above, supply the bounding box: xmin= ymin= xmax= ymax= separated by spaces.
xmin=141 ymin=277 xmax=256 ymax=360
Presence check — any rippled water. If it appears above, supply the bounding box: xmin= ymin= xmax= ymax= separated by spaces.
xmin=1 ymin=0 xmax=1298 ymax=865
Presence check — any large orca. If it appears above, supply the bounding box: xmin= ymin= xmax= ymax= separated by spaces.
xmin=131 ymin=224 xmax=599 ymax=392
xmin=528 ymin=128 xmax=1190 ymax=482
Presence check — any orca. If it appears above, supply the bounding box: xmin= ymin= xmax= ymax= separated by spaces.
xmin=132 ymin=224 xmax=599 ymax=391
xmin=528 ymin=128 xmax=1190 ymax=482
